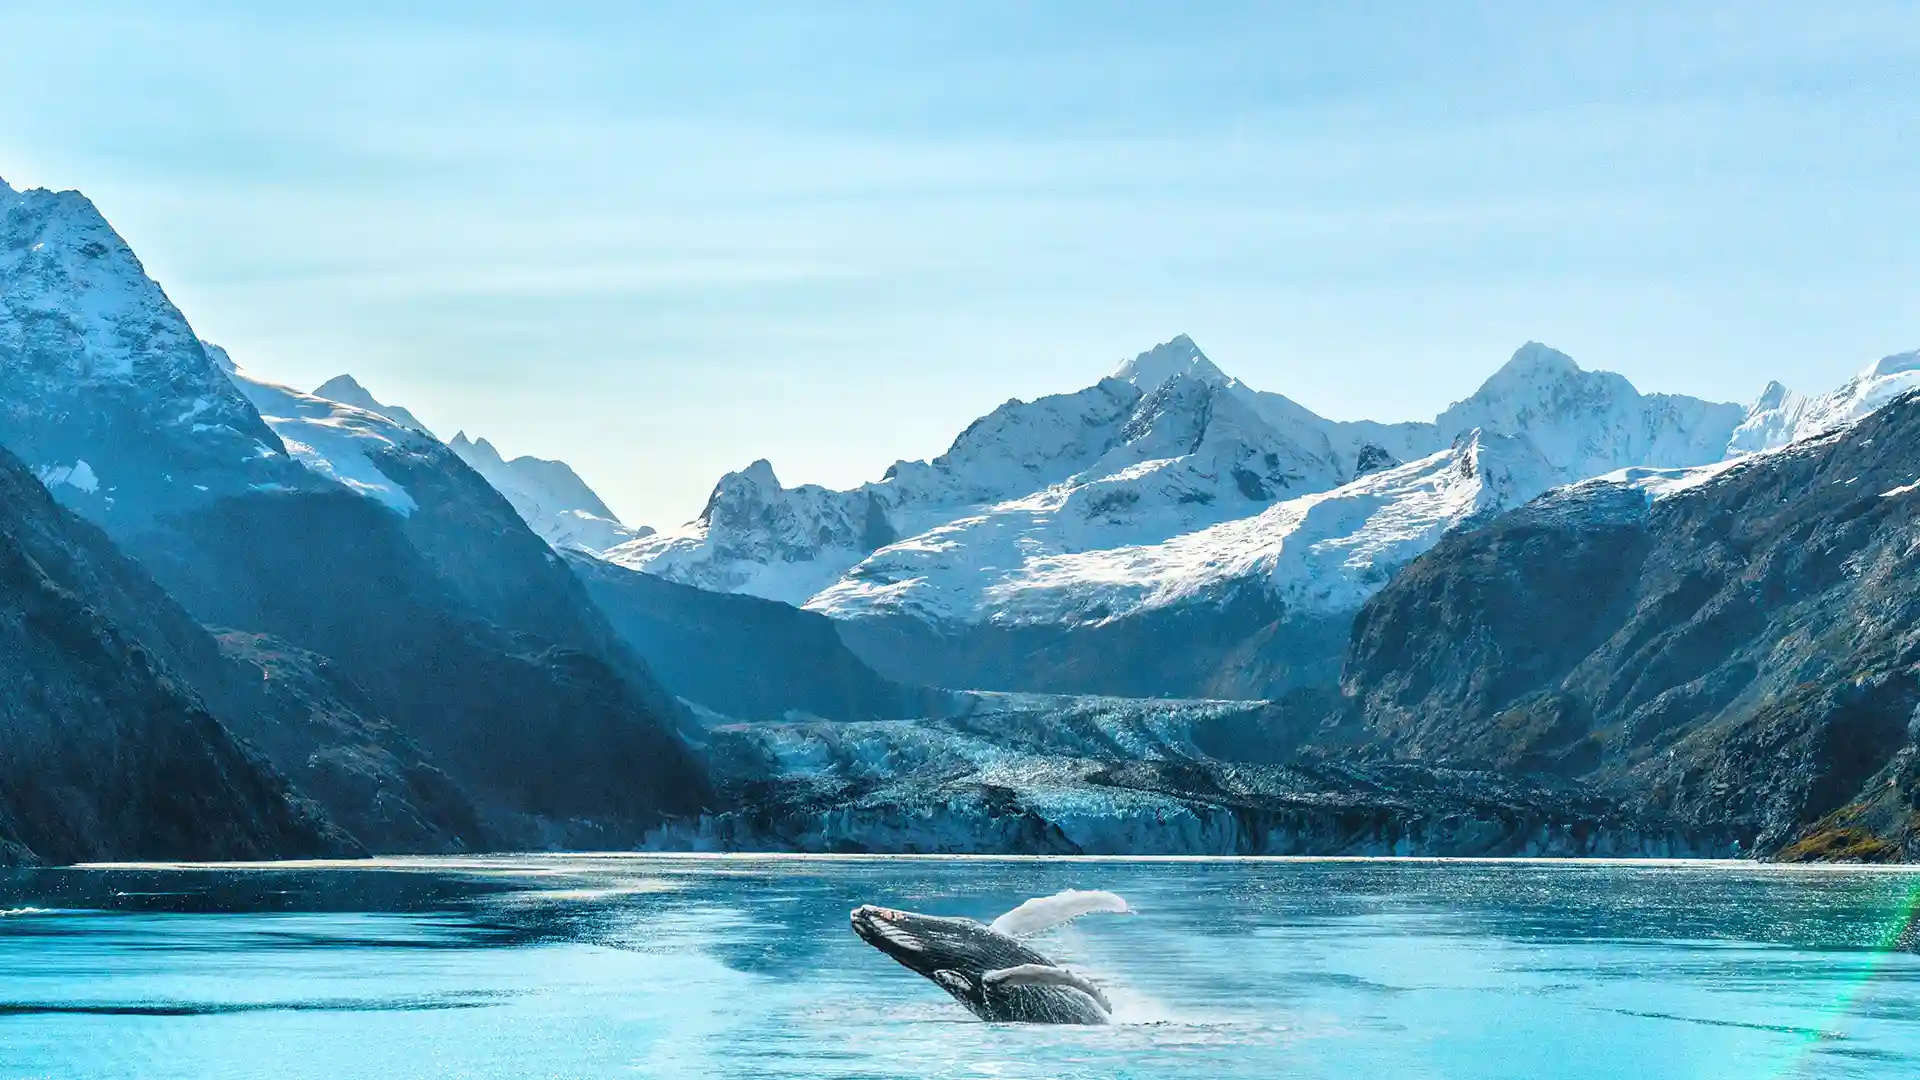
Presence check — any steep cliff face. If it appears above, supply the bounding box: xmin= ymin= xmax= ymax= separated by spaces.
xmin=1342 ymin=393 xmax=1920 ymax=859
xmin=0 ymin=446 xmax=346 ymax=865
xmin=210 ymin=632 xmax=486 ymax=854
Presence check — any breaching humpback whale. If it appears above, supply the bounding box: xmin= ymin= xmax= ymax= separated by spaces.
xmin=850 ymin=890 xmax=1130 ymax=1025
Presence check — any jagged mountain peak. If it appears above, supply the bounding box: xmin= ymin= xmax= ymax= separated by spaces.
xmin=1434 ymin=343 xmax=1745 ymax=484
xmin=1751 ymin=380 xmax=1794 ymax=410
xmin=442 ymin=430 xmax=641 ymax=552
xmin=1118 ymin=367 xmax=1225 ymax=446
xmin=224 ymin=363 xmax=434 ymax=516
xmin=698 ymin=460 xmax=778 ymax=525
xmin=1463 ymin=341 xmax=1615 ymax=405
xmin=1730 ymin=348 xmax=1920 ymax=455
xmin=1111 ymin=333 xmax=1228 ymax=391
xmin=740 ymin=458 xmax=781 ymax=488
xmin=447 ymin=431 xmax=499 ymax=460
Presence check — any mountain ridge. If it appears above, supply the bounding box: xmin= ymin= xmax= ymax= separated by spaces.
xmin=607 ymin=334 xmax=1780 ymax=699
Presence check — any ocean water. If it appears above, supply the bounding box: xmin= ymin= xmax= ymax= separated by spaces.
xmin=2 ymin=857 xmax=1918 ymax=1079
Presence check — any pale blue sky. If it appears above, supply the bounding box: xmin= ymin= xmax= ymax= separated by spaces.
xmin=4 ymin=2 xmax=1917 ymax=526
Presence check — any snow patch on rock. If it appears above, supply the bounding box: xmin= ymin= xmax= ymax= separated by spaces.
xmin=36 ymin=460 xmax=99 ymax=494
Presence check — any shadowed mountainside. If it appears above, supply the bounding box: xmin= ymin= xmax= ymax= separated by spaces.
xmin=1340 ymin=391 xmax=1920 ymax=860
xmin=0 ymin=446 xmax=348 ymax=864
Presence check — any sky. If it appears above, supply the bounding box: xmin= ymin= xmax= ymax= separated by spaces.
xmin=3 ymin=2 xmax=1918 ymax=527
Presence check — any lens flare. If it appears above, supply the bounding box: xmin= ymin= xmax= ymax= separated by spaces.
xmin=1768 ymin=873 xmax=1920 ymax=1078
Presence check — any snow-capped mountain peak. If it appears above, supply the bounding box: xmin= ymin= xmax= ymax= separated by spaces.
xmin=1112 ymin=333 xmax=1228 ymax=391
xmin=615 ymin=335 xmax=1768 ymax=633
xmin=1436 ymin=343 xmax=1746 ymax=482
xmin=313 ymin=375 xmax=433 ymax=436
xmin=1866 ymin=349 xmax=1920 ymax=380
xmin=738 ymin=457 xmax=781 ymax=491
xmin=1487 ymin=340 xmax=1582 ymax=383
xmin=1728 ymin=349 xmax=1920 ymax=454
xmin=287 ymin=373 xmax=645 ymax=552
xmin=1 ymin=183 xmax=310 ymax=524
xmin=442 ymin=431 xmax=649 ymax=553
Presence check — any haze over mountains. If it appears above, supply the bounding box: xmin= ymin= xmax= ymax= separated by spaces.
xmin=4 ymin=173 xmax=1917 ymax=863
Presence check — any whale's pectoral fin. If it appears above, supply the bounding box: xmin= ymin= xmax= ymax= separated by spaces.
xmin=988 ymin=890 xmax=1131 ymax=938
xmin=982 ymin=964 xmax=1113 ymax=1014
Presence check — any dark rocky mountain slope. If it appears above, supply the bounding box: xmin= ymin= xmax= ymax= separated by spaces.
xmin=1341 ymin=392 xmax=1920 ymax=860
xmin=0 ymin=433 xmax=475 ymax=856
xmin=0 ymin=446 xmax=345 ymax=865
xmin=125 ymin=487 xmax=713 ymax=849
xmin=567 ymin=551 xmax=942 ymax=722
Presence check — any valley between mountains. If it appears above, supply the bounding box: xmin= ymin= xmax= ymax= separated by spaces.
xmin=4 ymin=175 xmax=1918 ymax=863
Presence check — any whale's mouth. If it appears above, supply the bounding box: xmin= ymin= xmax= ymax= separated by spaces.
xmin=850 ymin=905 xmax=924 ymax=953
xmin=852 ymin=904 xmax=949 ymax=970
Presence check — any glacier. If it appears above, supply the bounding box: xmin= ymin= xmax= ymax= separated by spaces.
xmin=657 ymin=692 xmax=1726 ymax=857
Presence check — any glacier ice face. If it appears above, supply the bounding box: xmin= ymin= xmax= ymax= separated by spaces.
xmin=670 ymin=692 xmax=1721 ymax=857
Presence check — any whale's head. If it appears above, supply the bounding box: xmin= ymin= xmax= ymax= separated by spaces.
xmin=850 ymin=904 xmax=1007 ymax=982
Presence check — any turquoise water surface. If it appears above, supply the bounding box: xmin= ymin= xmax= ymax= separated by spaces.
xmin=2 ymin=856 xmax=1918 ymax=1079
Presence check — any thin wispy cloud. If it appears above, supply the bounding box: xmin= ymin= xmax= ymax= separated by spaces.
xmin=4 ymin=2 xmax=1916 ymax=525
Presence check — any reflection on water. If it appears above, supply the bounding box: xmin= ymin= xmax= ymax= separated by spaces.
xmin=2 ymin=857 xmax=1918 ymax=1079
